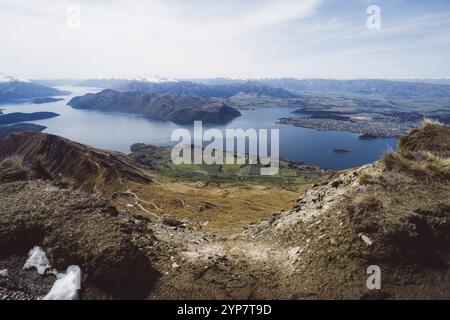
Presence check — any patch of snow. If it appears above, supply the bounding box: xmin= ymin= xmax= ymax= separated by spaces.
xmin=48 ymin=268 xmax=66 ymax=279
xmin=0 ymin=269 xmax=8 ymax=277
xmin=43 ymin=266 xmax=81 ymax=300
xmin=133 ymin=75 xmax=178 ymax=83
xmin=23 ymin=246 xmax=50 ymax=275
xmin=0 ymin=73 xmax=30 ymax=83
xmin=0 ymin=74 xmax=15 ymax=83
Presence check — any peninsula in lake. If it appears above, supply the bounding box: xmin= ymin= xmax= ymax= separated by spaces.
xmin=68 ymin=89 xmax=241 ymax=123
xmin=0 ymin=112 xmax=60 ymax=125
xmin=0 ymin=123 xmax=47 ymax=137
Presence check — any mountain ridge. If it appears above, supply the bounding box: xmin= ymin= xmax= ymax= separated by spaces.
xmin=0 ymin=77 xmax=69 ymax=103
xmin=119 ymin=80 xmax=298 ymax=99
xmin=0 ymin=131 xmax=153 ymax=197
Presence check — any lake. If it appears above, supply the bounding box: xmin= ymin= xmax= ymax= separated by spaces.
xmin=0 ymin=86 xmax=398 ymax=170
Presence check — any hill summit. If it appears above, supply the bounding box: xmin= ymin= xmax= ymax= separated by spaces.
xmin=0 ymin=131 xmax=152 ymax=197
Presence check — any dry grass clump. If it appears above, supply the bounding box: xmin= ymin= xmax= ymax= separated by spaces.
xmin=397 ymin=120 xmax=450 ymax=156
xmin=353 ymin=194 xmax=383 ymax=213
xmin=422 ymin=117 xmax=443 ymax=128
xmin=383 ymin=121 xmax=450 ymax=180
xmin=357 ymin=172 xmax=377 ymax=185
xmin=384 ymin=150 xmax=450 ymax=180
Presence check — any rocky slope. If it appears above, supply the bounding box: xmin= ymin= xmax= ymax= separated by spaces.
xmin=0 ymin=178 xmax=159 ymax=299
xmin=68 ymin=89 xmax=241 ymax=123
xmin=0 ymin=133 xmax=166 ymax=299
xmin=149 ymin=121 xmax=450 ymax=299
xmin=243 ymin=121 xmax=450 ymax=299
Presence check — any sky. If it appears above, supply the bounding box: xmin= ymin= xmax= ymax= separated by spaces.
xmin=1 ymin=0 xmax=450 ymax=79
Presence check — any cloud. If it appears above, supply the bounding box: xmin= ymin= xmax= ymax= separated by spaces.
xmin=0 ymin=0 xmax=449 ymax=78
xmin=232 ymin=0 xmax=323 ymax=30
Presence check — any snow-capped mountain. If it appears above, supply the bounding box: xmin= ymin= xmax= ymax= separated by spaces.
xmin=130 ymin=75 xmax=178 ymax=83
xmin=0 ymin=74 xmax=69 ymax=103
xmin=0 ymin=74 xmax=31 ymax=83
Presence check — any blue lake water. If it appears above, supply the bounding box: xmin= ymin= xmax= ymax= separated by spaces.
xmin=0 ymin=86 xmax=398 ymax=170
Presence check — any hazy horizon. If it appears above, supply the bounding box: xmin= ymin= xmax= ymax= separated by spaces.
xmin=7 ymin=75 xmax=450 ymax=82
xmin=1 ymin=0 xmax=450 ymax=79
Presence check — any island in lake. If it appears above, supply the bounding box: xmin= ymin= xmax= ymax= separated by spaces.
xmin=32 ymin=97 xmax=64 ymax=104
xmin=332 ymin=148 xmax=351 ymax=153
xmin=0 ymin=123 xmax=47 ymax=137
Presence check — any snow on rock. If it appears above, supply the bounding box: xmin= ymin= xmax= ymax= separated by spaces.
xmin=0 ymin=74 xmax=30 ymax=83
xmin=0 ymin=269 xmax=8 ymax=277
xmin=137 ymin=75 xmax=177 ymax=83
xmin=43 ymin=266 xmax=81 ymax=300
xmin=23 ymin=246 xmax=51 ymax=275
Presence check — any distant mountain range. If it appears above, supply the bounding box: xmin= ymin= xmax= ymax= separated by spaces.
xmin=68 ymin=89 xmax=241 ymax=123
xmin=67 ymin=77 xmax=450 ymax=99
xmin=0 ymin=75 xmax=69 ymax=103
xmin=183 ymin=77 xmax=450 ymax=98
xmin=60 ymin=77 xmax=450 ymax=122
xmin=33 ymin=77 xmax=450 ymax=100
xmin=118 ymin=80 xmax=298 ymax=99
xmin=33 ymin=78 xmax=298 ymax=100
xmin=251 ymin=78 xmax=450 ymax=98
xmin=34 ymin=77 xmax=176 ymax=89
xmin=394 ymin=78 xmax=450 ymax=86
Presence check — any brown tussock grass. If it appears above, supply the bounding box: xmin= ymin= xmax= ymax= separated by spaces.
xmin=383 ymin=121 xmax=450 ymax=180
xmin=353 ymin=194 xmax=383 ymax=213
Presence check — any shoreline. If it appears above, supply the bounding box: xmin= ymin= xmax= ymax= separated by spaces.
xmin=277 ymin=117 xmax=417 ymax=138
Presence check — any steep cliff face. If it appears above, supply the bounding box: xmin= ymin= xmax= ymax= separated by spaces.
xmin=68 ymin=89 xmax=241 ymax=123
xmin=0 ymin=131 xmax=152 ymax=197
